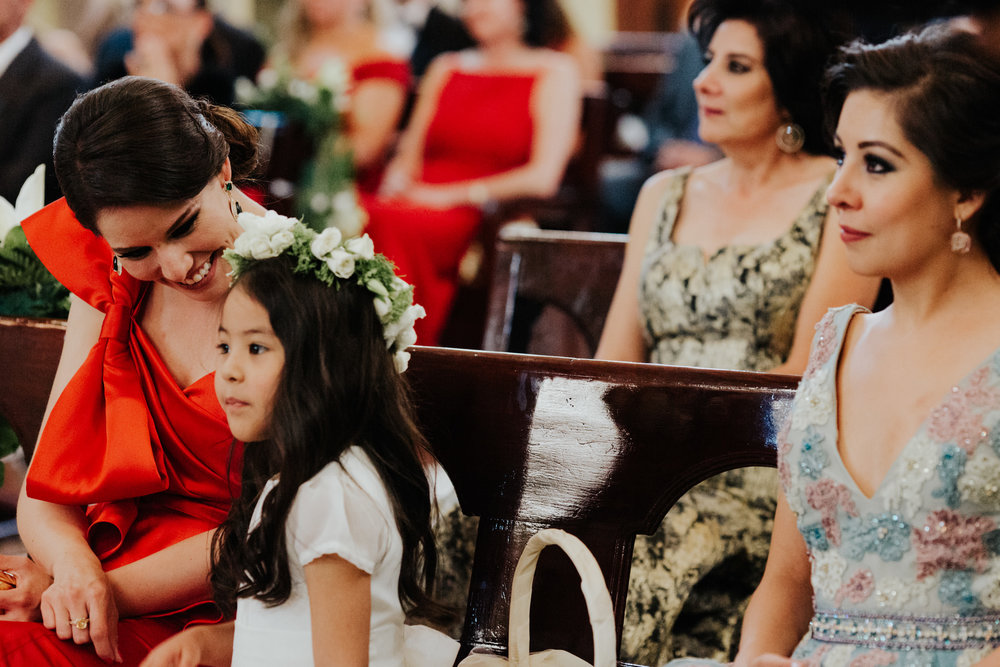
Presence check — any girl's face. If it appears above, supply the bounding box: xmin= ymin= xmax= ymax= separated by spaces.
xmin=826 ymin=89 xmax=967 ymax=279
xmin=95 ymin=169 xmax=242 ymax=303
xmin=693 ymin=20 xmax=784 ymax=148
xmin=462 ymin=0 xmax=524 ymax=45
xmin=215 ymin=286 xmax=285 ymax=443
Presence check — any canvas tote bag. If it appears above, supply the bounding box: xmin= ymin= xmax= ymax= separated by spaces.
xmin=458 ymin=528 xmax=616 ymax=667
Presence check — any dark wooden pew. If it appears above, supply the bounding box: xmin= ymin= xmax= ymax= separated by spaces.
xmin=482 ymin=227 xmax=626 ymax=357
xmin=407 ymin=347 xmax=797 ymax=664
xmin=0 ymin=317 xmax=798 ymax=665
xmin=0 ymin=316 xmax=66 ymax=462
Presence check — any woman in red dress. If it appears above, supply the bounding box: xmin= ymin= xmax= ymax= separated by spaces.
xmin=0 ymin=76 xmax=268 ymax=666
xmin=273 ymin=0 xmax=411 ymax=192
xmin=364 ymin=0 xmax=582 ymax=345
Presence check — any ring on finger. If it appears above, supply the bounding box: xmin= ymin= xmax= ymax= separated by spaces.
xmin=70 ymin=616 xmax=90 ymax=630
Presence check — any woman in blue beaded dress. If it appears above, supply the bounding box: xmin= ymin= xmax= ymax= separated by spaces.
xmin=672 ymin=24 xmax=1000 ymax=667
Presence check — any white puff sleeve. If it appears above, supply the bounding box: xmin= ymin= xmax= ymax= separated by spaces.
xmin=283 ymin=452 xmax=395 ymax=575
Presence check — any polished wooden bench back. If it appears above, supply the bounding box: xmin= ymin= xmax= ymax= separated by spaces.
xmin=482 ymin=227 xmax=626 ymax=357
xmin=407 ymin=347 xmax=797 ymax=663
xmin=0 ymin=316 xmax=798 ymax=665
xmin=0 ymin=317 xmax=66 ymax=461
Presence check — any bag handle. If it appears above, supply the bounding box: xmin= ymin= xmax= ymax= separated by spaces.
xmin=507 ymin=529 xmax=617 ymax=667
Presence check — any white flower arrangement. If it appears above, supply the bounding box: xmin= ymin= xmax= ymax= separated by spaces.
xmin=237 ymin=60 xmax=363 ymax=236
xmin=226 ymin=211 xmax=424 ymax=373
xmin=0 ymin=165 xmax=70 ymax=318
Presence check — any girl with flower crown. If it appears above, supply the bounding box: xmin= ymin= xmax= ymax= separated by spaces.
xmin=140 ymin=214 xmax=456 ymax=666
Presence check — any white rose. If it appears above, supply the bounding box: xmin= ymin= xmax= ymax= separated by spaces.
xmin=311 ymin=227 xmax=343 ymax=258
xmin=326 ymin=248 xmax=355 ymax=278
xmin=345 ymin=234 xmax=375 ymax=260
xmin=396 ymin=327 xmax=418 ymax=350
xmin=332 ymin=189 xmax=356 ymax=215
xmin=373 ymin=297 xmax=390 ymax=318
xmin=257 ymin=68 xmax=279 ymax=91
xmin=393 ymin=349 xmax=411 ymax=374
xmin=268 ymin=230 xmax=295 ymax=254
xmin=317 ymin=60 xmax=348 ymax=93
xmin=247 ymin=235 xmax=278 ymax=259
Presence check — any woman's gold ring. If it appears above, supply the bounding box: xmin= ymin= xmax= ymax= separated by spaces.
xmin=71 ymin=616 xmax=90 ymax=630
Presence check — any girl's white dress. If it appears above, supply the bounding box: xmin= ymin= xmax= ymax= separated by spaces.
xmin=231 ymin=447 xmax=459 ymax=666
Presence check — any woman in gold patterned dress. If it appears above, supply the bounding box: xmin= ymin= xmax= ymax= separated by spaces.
xmin=596 ymin=0 xmax=880 ymax=663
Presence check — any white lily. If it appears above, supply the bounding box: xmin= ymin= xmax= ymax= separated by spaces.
xmin=0 ymin=164 xmax=46 ymax=246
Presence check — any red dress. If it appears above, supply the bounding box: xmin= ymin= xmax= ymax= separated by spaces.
xmin=352 ymin=58 xmax=411 ymax=194
xmin=3 ymin=200 xmax=241 ymax=666
xmin=362 ymin=70 xmax=536 ymax=345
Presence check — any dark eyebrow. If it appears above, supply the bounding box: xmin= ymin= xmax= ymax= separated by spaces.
xmin=858 ymin=140 xmax=906 ymax=159
xmin=110 ymin=205 xmax=198 ymax=255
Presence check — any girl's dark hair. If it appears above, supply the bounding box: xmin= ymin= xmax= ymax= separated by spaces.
xmin=211 ymin=256 xmax=449 ymax=624
xmin=523 ymin=0 xmax=572 ymax=49
xmin=688 ymin=0 xmax=851 ymax=155
xmin=53 ymin=76 xmax=259 ymax=233
xmin=825 ymin=25 xmax=1000 ymax=273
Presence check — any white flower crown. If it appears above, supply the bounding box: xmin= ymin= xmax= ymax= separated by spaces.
xmin=224 ymin=210 xmax=424 ymax=373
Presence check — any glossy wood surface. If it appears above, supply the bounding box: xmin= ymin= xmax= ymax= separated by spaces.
xmin=407 ymin=346 xmax=798 ymax=663
xmin=482 ymin=227 xmax=626 ymax=357
xmin=0 ymin=316 xmax=66 ymax=461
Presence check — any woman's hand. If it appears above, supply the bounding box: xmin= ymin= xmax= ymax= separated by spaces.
xmin=402 ymin=183 xmax=468 ymax=210
xmin=139 ymin=622 xmax=235 ymax=667
xmin=0 ymin=554 xmax=52 ymax=621
xmin=41 ymin=555 xmax=121 ymax=663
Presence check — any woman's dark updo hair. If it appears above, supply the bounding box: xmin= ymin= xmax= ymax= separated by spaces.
xmin=825 ymin=25 xmax=1000 ymax=273
xmin=53 ymin=76 xmax=260 ymax=233
xmin=688 ymin=0 xmax=850 ymax=156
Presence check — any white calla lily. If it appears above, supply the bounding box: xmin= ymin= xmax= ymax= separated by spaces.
xmin=0 ymin=164 xmax=46 ymax=246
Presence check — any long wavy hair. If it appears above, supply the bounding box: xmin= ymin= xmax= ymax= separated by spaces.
xmin=211 ymin=256 xmax=448 ymax=623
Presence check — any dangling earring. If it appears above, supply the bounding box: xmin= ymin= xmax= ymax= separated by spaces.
xmin=112 ymin=255 xmax=123 ymax=276
xmin=225 ymin=181 xmax=242 ymax=220
xmin=776 ymin=122 xmax=805 ymax=153
xmin=951 ymin=215 xmax=972 ymax=254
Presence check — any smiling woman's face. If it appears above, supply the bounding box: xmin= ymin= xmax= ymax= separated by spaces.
xmin=95 ymin=173 xmax=242 ymax=303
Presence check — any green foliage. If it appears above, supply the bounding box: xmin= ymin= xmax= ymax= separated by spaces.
xmin=0 ymin=226 xmax=70 ymax=318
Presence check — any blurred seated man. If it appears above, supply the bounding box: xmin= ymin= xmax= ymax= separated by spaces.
xmin=0 ymin=0 xmax=86 ymax=204
xmin=94 ymin=0 xmax=264 ymax=106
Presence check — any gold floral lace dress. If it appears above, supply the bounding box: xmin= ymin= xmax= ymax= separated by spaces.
xmin=628 ymin=166 xmax=831 ymax=665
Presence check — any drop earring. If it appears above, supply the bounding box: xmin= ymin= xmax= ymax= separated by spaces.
xmin=951 ymin=215 xmax=972 ymax=254
xmin=225 ymin=181 xmax=242 ymax=220
xmin=776 ymin=122 xmax=805 ymax=153
xmin=112 ymin=255 xmax=123 ymax=276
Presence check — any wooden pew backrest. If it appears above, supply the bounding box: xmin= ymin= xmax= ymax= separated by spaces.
xmin=0 ymin=317 xmax=66 ymax=461
xmin=407 ymin=346 xmax=797 ymax=663
xmin=482 ymin=227 xmax=626 ymax=357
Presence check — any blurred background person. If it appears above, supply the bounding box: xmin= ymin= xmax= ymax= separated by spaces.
xmin=94 ymin=0 xmax=264 ymax=106
xmin=596 ymin=0 xmax=880 ymax=662
xmin=271 ymin=0 xmax=411 ymax=192
xmin=599 ymin=29 xmax=720 ymax=233
xmin=364 ymin=0 xmax=581 ymax=345
xmin=0 ymin=0 xmax=86 ymax=204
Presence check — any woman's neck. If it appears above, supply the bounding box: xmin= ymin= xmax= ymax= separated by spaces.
xmin=888 ymin=250 xmax=1000 ymax=328
xmin=477 ymin=35 xmax=532 ymax=66
xmin=718 ymin=140 xmax=819 ymax=194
